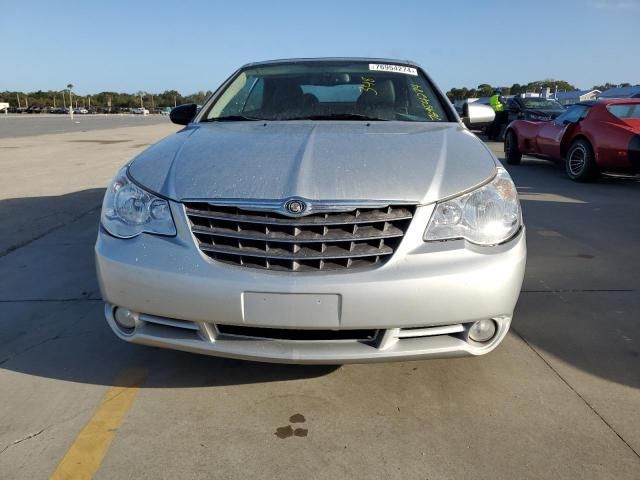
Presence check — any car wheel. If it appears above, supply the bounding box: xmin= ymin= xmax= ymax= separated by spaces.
xmin=504 ymin=130 xmax=522 ymax=165
xmin=566 ymin=139 xmax=597 ymax=182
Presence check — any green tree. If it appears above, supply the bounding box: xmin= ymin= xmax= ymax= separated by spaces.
xmin=477 ymin=84 xmax=494 ymax=97
xmin=525 ymin=79 xmax=576 ymax=93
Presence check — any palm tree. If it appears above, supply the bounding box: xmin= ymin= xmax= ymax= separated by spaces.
xmin=136 ymin=91 xmax=146 ymax=109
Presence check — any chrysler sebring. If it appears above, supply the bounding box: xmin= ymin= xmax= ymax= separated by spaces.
xmin=95 ymin=58 xmax=526 ymax=363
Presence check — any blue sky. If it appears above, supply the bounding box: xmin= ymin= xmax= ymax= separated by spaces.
xmin=1 ymin=0 xmax=639 ymax=94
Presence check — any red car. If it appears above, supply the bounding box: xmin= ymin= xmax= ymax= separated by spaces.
xmin=504 ymin=99 xmax=640 ymax=181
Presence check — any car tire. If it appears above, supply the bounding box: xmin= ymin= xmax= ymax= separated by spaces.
xmin=504 ymin=130 xmax=522 ymax=165
xmin=566 ymin=139 xmax=597 ymax=182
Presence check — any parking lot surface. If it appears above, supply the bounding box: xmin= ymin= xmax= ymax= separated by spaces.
xmin=0 ymin=114 xmax=170 ymax=139
xmin=0 ymin=123 xmax=639 ymax=479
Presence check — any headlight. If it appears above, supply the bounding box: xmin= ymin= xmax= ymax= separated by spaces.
xmin=424 ymin=168 xmax=521 ymax=246
xmin=100 ymin=167 xmax=176 ymax=239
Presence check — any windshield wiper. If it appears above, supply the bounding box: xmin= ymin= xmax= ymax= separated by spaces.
xmin=204 ymin=115 xmax=264 ymax=122
xmin=285 ymin=113 xmax=388 ymax=121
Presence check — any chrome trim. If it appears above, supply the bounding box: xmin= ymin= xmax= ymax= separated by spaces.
xmin=397 ymin=324 xmax=465 ymax=338
xmin=180 ymin=197 xmax=413 ymax=217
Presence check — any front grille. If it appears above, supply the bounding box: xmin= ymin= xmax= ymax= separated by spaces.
xmin=184 ymin=202 xmax=416 ymax=272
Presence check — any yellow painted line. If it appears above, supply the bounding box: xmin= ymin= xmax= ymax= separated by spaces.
xmin=50 ymin=368 xmax=147 ymax=480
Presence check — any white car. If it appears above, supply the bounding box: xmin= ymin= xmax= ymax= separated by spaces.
xmin=131 ymin=107 xmax=150 ymax=115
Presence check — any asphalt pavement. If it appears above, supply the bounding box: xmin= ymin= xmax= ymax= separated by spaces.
xmin=0 ymin=123 xmax=638 ymax=479
xmin=0 ymin=114 xmax=171 ymax=139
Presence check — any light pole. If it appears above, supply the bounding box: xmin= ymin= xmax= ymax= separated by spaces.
xmin=67 ymin=83 xmax=74 ymax=119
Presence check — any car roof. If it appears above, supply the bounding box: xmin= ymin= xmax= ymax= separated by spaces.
xmin=241 ymin=57 xmax=419 ymax=69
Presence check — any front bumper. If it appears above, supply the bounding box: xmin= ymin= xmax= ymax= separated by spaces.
xmin=95 ymin=202 xmax=526 ymax=364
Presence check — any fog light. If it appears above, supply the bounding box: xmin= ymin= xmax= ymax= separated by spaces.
xmin=468 ymin=319 xmax=497 ymax=343
xmin=114 ymin=307 xmax=138 ymax=330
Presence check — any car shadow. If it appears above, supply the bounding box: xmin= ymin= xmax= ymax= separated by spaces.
xmin=0 ymin=297 xmax=339 ymax=388
xmin=499 ymin=153 xmax=640 ymax=389
xmin=0 ymin=183 xmax=638 ymax=390
xmin=0 ymin=189 xmax=338 ymax=388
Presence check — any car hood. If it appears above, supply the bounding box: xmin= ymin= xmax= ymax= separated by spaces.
xmin=524 ymin=108 xmax=565 ymax=119
xmin=128 ymin=122 xmax=497 ymax=205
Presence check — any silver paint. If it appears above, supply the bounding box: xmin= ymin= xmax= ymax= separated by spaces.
xmin=97 ymin=58 xmax=525 ymax=364
xmin=128 ymin=122 xmax=497 ymax=205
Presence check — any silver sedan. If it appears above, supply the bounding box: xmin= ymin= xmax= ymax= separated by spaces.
xmin=95 ymin=58 xmax=526 ymax=363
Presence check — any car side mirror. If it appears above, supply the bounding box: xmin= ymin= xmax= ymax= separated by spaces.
xmin=462 ymin=103 xmax=495 ymax=128
xmin=170 ymin=103 xmax=198 ymax=125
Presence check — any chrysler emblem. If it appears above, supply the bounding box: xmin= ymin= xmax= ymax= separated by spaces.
xmin=285 ymin=199 xmax=306 ymax=215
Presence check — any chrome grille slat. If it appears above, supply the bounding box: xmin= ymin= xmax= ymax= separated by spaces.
xmin=198 ymin=243 xmax=394 ymax=260
xmin=185 ymin=202 xmax=415 ymax=272
xmin=191 ymin=224 xmax=405 ymax=243
xmin=185 ymin=207 xmax=414 ymax=226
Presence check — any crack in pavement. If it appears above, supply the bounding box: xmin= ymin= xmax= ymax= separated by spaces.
xmin=0 ymin=428 xmax=46 ymax=456
xmin=0 ymin=331 xmax=97 ymax=367
xmin=0 ymin=334 xmax=61 ymax=367
xmin=512 ymin=326 xmax=640 ymax=460
xmin=0 ymin=205 xmax=100 ymax=258
xmin=0 ymin=304 xmax=98 ymax=367
xmin=0 ymin=385 xmax=133 ymax=458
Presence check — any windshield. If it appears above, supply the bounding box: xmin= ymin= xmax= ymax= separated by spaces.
xmin=521 ymin=98 xmax=564 ymax=110
xmin=201 ymin=61 xmax=450 ymax=122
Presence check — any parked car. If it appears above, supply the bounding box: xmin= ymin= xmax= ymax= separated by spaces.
xmin=74 ymin=107 xmax=89 ymax=114
xmin=96 ymin=58 xmax=526 ymax=364
xmin=159 ymin=107 xmax=172 ymax=116
xmin=131 ymin=107 xmax=150 ymax=115
xmin=504 ymin=99 xmax=640 ymax=181
xmin=505 ymin=96 xmax=565 ymax=123
xmin=487 ymin=97 xmax=566 ymax=141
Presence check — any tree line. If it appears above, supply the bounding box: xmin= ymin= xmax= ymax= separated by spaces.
xmin=445 ymin=79 xmax=636 ymax=101
xmin=0 ymin=89 xmax=213 ymax=109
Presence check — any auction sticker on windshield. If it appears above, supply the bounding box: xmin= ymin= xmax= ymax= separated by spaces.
xmin=369 ymin=64 xmax=417 ymax=76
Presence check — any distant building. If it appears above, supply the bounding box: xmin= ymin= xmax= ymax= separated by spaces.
xmin=599 ymin=85 xmax=640 ymax=99
xmin=555 ymin=89 xmax=601 ymax=105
